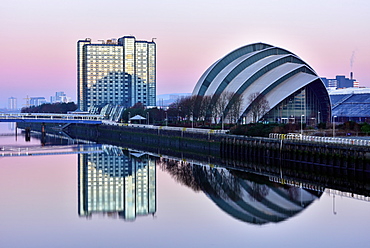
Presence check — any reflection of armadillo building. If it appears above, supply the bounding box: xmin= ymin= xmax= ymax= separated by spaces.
xmin=78 ymin=146 xmax=156 ymax=221
xmin=205 ymin=169 xmax=321 ymax=224
xmin=160 ymin=158 xmax=322 ymax=225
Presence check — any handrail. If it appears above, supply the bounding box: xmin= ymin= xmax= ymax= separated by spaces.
xmin=269 ymin=132 xmax=370 ymax=146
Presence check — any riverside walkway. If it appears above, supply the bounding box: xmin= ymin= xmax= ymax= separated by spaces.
xmin=269 ymin=133 xmax=370 ymax=146
xmin=0 ymin=144 xmax=109 ymax=157
xmin=0 ymin=113 xmax=103 ymax=124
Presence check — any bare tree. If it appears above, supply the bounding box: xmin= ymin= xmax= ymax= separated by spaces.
xmin=214 ymin=91 xmax=233 ymax=125
xmin=227 ymin=93 xmax=244 ymax=124
xmin=199 ymin=95 xmax=212 ymax=124
xmin=248 ymin=92 xmax=269 ymax=123
xmin=168 ymin=95 xmax=201 ymax=124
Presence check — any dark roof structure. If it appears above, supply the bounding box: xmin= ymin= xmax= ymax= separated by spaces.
xmin=331 ymin=93 xmax=370 ymax=121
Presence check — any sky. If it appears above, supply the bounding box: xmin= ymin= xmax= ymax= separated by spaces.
xmin=0 ymin=0 xmax=369 ymax=108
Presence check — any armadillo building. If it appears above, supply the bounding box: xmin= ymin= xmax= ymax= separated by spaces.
xmin=192 ymin=43 xmax=331 ymax=124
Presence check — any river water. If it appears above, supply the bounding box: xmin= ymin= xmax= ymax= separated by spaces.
xmin=0 ymin=123 xmax=369 ymax=248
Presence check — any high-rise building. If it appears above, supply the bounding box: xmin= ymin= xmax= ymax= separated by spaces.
xmin=50 ymin=91 xmax=72 ymax=103
xmin=8 ymin=97 xmax=17 ymax=110
xmin=321 ymin=75 xmax=356 ymax=89
xmin=77 ymin=36 xmax=156 ymax=111
xmin=30 ymin=97 xmax=47 ymax=107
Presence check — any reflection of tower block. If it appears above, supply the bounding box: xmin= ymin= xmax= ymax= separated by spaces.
xmin=78 ymin=149 xmax=156 ymax=221
xmin=23 ymin=95 xmax=31 ymax=107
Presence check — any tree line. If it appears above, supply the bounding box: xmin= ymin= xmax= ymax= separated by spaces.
xmin=165 ymin=91 xmax=269 ymax=126
xmin=122 ymin=91 xmax=269 ymax=127
xmin=21 ymin=102 xmax=77 ymax=113
xmin=20 ymin=92 xmax=270 ymax=128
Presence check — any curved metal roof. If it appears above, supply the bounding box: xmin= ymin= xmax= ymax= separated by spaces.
xmin=192 ymin=43 xmax=330 ymax=123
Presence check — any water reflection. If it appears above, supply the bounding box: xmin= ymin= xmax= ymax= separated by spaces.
xmin=159 ymin=158 xmax=322 ymax=225
xmin=3 ymin=125 xmax=369 ymax=226
xmin=78 ymin=146 xmax=156 ymax=221
xmin=8 ymin=122 xmax=15 ymax=131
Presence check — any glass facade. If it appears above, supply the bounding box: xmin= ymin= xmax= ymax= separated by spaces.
xmin=263 ymin=85 xmax=324 ymax=125
xmin=77 ymin=36 xmax=156 ymax=111
xmin=148 ymin=42 xmax=156 ymax=106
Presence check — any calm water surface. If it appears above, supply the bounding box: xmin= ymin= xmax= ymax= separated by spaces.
xmin=0 ymin=123 xmax=369 ymax=248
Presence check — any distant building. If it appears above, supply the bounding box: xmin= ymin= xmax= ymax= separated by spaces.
xmin=77 ymin=36 xmax=156 ymax=111
xmin=321 ymin=75 xmax=358 ymax=89
xmin=30 ymin=97 xmax=47 ymax=106
xmin=156 ymin=93 xmax=191 ymax=107
xmin=329 ymin=87 xmax=370 ymax=123
xmin=8 ymin=97 xmax=17 ymax=110
xmin=50 ymin=91 xmax=72 ymax=103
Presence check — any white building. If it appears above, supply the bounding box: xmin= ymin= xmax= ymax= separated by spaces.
xmin=192 ymin=43 xmax=331 ymax=124
xmin=50 ymin=91 xmax=72 ymax=103
xmin=30 ymin=97 xmax=47 ymax=107
xmin=8 ymin=97 xmax=17 ymax=110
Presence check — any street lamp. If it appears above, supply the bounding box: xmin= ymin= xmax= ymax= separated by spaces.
xmin=147 ymin=112 xmax=149 ymax=125
xmin=165 ymin=112 xmax=168 ymax=126
xmin=301 ymin=115 xmax=305 ymax=136
xmin=333 ymin=115 xmax=337 ymax=137
xmin=221 ymin=115 xmax=224 ymax=130
xmin=128 ymin=112 xmax=131 ymax=124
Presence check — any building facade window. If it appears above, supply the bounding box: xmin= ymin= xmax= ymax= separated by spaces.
xmin=77 ymin=36 xmax=156 ymax=111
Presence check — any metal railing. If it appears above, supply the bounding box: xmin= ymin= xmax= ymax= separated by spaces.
xmin=0 ymin=113 xmax=104 ymax=121
xmin=0 ymin=144 xmax=104 ymax=157
xmin=269 ymin=133 xmax=370 ymax=146
xmin=111 ymin=122 xmax=228 ymax=134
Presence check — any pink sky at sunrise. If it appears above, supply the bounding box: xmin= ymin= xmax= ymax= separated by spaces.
xmin=0 ymin=0 xmax=369 ymax=108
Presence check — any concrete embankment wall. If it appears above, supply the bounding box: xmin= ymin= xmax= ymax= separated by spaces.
xmin=221 ymin=135 xmax=370 ymax=173
xmin=16 ymin=122 xmax=370 ymax=196
xmin=17 ymin=122 xmax=370 ymax=173
xmin=65 ymin=124 xmax=222 ymax=157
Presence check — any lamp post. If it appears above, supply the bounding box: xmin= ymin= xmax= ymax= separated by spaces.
xmin=221 ymin=115 xmax=224 ymax=130
xmin=318 ymin=111 xmax=320 ymax=126
xmin=301 ymin=115 xmax=305 ymax=136
xmin=165 ymin=112 xmax=168 ymax=126
xmin=333 ymin=115 xmax=337 ymax=137
xmin=128 ymin=112 xmax=131 ymax=124
xmin=147 ymin=112 xmax=149 ymax=125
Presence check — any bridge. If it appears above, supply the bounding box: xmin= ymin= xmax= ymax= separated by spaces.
xmin=0 ymin=113 xmax=104 ymax=124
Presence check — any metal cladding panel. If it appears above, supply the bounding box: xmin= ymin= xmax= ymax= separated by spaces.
xmin=264 ymin=73 xmax=318 ymax=110
xmin=204 ymin=52 xmax=258 ymax=96
xmin=192 ymin=59 xmax=220 ymax=95
xmin=222 ymin=55 xmax=294 ymax=95
xmin=333 ymin=104 xmax=370 ymax=117
xmin=332 ymin=93 xmax=370 ymax=117
xmin=241 ymin=73 xmax=318 ymax=123
xmin=233 ymin=63 xmax=306 ymax=112
xmin=346 ymin=94 xmax=370 ymax=103
xmin=192 ymin=42 xmax=331 ymax=123
xmin=193 ymin=43 xmax=273 ymax=96
xmin=330 ymin=94 xmax=350 ymax=106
